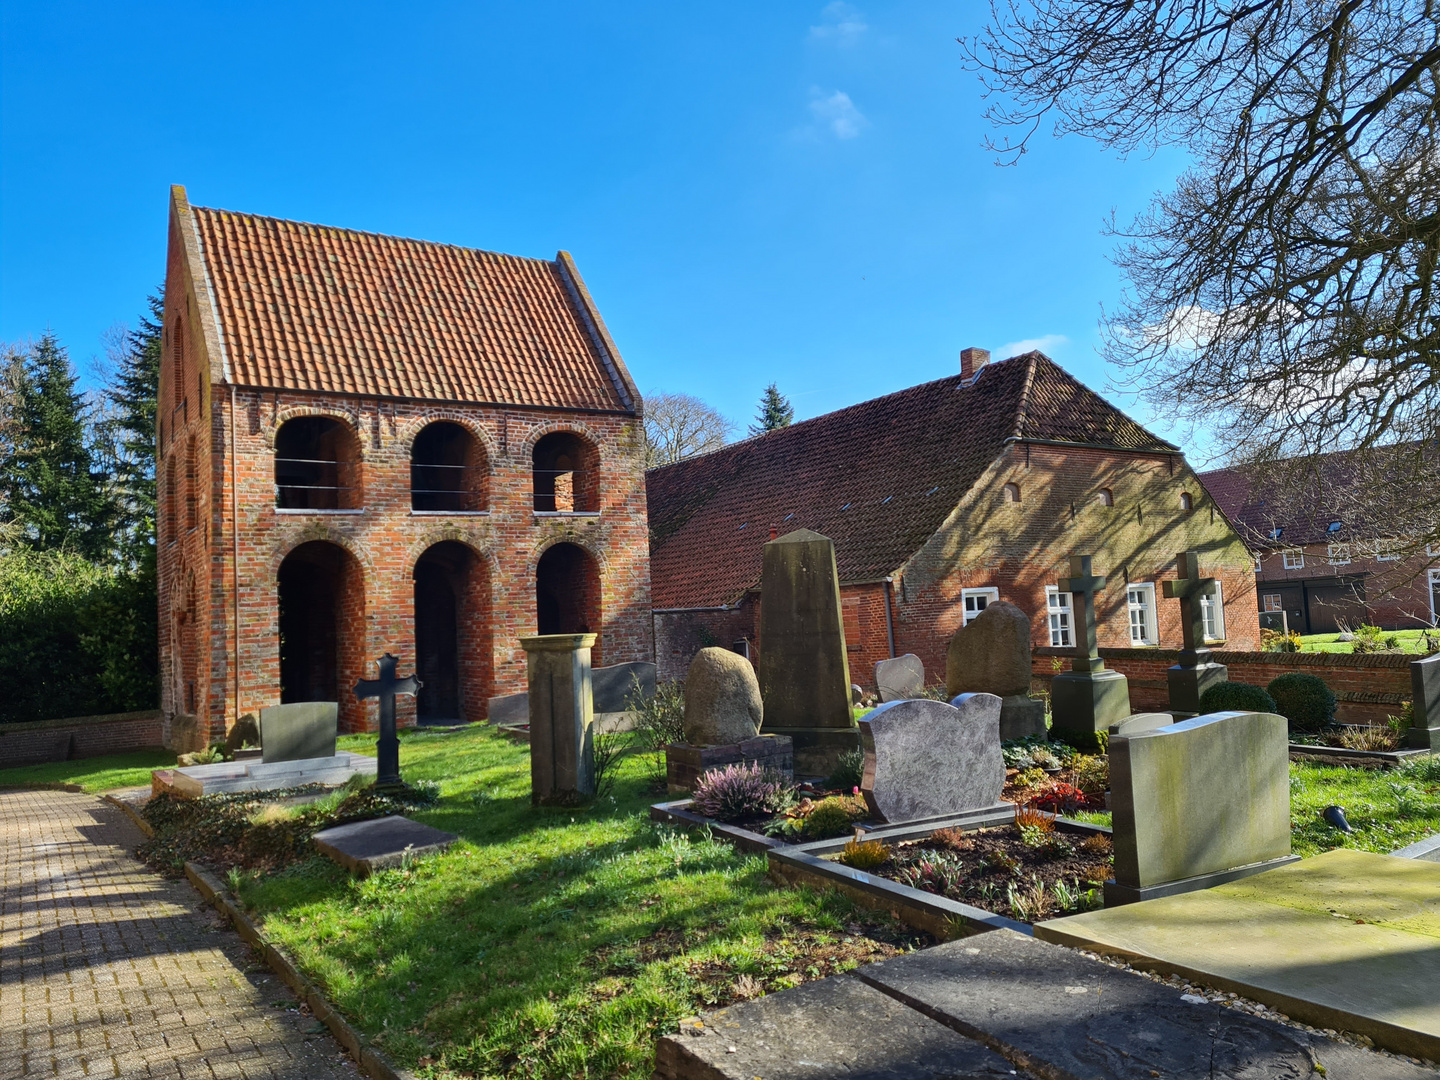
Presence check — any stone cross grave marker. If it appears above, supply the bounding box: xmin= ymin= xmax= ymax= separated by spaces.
xmin=354 ymin=653 xmax=420 ymax=787
xmin=874 ymin=653 xmax=925 ymax=702
xmin=1106 ymin=710 xmax=1297 ymax=905
xmin=1050 ymin=555 xmax=1132 ymax=739
xmin=858 ymin=694 xmax=1005 ymax=823
xmin=1162 ymin=550 xmax=1229 ymax=717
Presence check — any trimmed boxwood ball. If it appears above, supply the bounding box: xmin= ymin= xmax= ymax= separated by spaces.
xmin=1197 ymin=681 xmax=1278 ymax=715
xmin=1266 ymin=672 xmax=1337 ymax=732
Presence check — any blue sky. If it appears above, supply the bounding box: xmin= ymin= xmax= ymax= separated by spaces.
xmin=0 ymin=1 xmax=1194 ymax=451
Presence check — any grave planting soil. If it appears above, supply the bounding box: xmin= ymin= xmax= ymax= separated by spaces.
xmin=859 ymin=824 xmax=1113 ymax=923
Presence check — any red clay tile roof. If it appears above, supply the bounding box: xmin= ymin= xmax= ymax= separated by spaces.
xmin=647 ymin=352 xmax=1176 ymax=608
xmin=187 ymin=200 xmax=638 ymax=412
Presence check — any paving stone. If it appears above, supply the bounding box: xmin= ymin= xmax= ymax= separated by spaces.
xmin=0 ymin=789 xmax=359 ymax=1080
xmin=857 ymin=929 xmax=1434 ymax=1079
xmin=652 ymin=974 xmax=1025 ymax=1079
xmin=312 ymin=814 xmax=457 ymax=876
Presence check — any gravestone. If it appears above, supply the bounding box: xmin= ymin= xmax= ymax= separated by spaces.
xmin=1162 ymin=551 xmax=1229 ymax=718
xmin=353 ymin=653 xmax=420 ymax=787
xmin=1106 ymin=710 xmax=1297 ymax=906
xmin=1107 ymin=712 xmax=1174 ymax=738
xmin=1407 ymin=653 xmax=1440 ymax=751
xmin=259 ymin=702 xmax=339 ymax=764
xmin=946 ymin=600 xmax=1046 ymax=740
xmin=757 ymin=529 xmax=858 ymax=775
xmin=312 ymin=815 xmax=457 ymax=877
xmin=224 ymin=714 xmax=260 ymax=757
xmin=486 ymin=660 xmax=658 ymax=729
xmin=521 ymin=633 xmax=596 ymax=805
xmin=858 ymin=694 xmax=1005 ymax=823
xmin=874 ymin=653 xmax=925 ymax=702
xmin=683 ymin=647 xmax=762 ymax=745
xmin=1049 ymin=556 xmax=1132 ymax=742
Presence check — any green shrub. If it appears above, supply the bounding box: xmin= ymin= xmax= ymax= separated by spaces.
xmin=802 ymin=794 xmax=869 ymax=839
xmin=1350 ymin=624 xmax=1385 ymax=654
xmin=826 ymin=747 xmax=865 ymax=791
xmin=1198 ymin=681 xmax=1278 ymax=715
xmin=1266 ymin=672 xmax=1336 ymax=732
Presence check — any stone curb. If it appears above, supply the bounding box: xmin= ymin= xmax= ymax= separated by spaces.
xmin=183 ymin=860 xmax=417 ymax=1080
xmin=1 ymin=781 xmax=86 ymax=793
xmin=103 ymin=793 xmax=156 ymax=837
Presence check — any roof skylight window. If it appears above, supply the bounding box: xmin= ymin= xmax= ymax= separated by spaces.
xmin=882 ymin=495 xmax=893 ymax=504
xmin=840 ymin=502 xmax=852 ymax=511
xmin=925 ymin=486 xmax=939 ymax=496
xmin=738 ymin=522 xmax=747 ymax=530
xmin=1327 ymin=520 xmax=1343 ymax=533
xmin=1269 ymin=527 xmax=1284 ymax=539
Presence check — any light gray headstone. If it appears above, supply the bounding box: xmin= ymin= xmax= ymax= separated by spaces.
xmin=592 ymin=661 xmax=657 ymax=714
xmin=859 ymin=694 xmax=1004 ymax=823
xmin=259 ymin=702 xmax=338 ymax=763
xmin=1109 ymin=710 xmax=1291 ymax=901
xmin=684 ymin=647 xmax=763 ymax=746
xmin=875 ymin=654 xmax=925 ymax=703
xmin=1108 ymin=712 xmax=1175 ymax=737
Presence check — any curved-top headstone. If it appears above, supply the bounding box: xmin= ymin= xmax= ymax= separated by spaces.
xmin=875 ymin=654 xmax=925 ymax=702
xmin=858 ymin=694 xmax=1004 ymax=823
xmin=684 ymin=647 xmax=763 ymax=746
xmin=946 ymin=601 xmax=1033 ymax=699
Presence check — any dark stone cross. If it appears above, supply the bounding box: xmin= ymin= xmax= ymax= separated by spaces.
xmin=1057 ymin=555 xmax=1108 ymax=674
xmin=354 ymin=653 xmax=421 ymax=787
xmin=1162 ymin=550 xmax=1216 ymax=664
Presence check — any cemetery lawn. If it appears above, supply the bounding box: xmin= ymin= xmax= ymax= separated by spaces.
xmin=1290 ymin=759 xmax=1440 ymax=857
xmin=229 ymin=726 xmax=928 ymax=1080
xmin=0 ymin=748 xmax=174 ymax=792
xmin=1298 ymin=628 xmax=1435 ymax=654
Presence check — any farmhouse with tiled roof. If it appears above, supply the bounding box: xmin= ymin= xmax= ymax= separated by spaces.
xmin=158 ymin=186 xmax=650 ymax=746
xmin=647 ymin=349 xmax=1259 ymax=685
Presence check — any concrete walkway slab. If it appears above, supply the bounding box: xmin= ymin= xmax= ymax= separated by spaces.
xmin=312 ymin=814 xmax=456 ymax=876
xmin=0 ymin=788 xmax=359 ymax=1079
xmin=1036 ymin=849 xmax=1440 ymax=1061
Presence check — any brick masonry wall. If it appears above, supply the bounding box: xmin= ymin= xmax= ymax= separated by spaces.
xmin=1031 ymin=647 xmax=1415 ymax=724
xmin=1254 ymin=543 xmax=1439 ymax=631
xmin=0 ymin=711 xmax=166 ymax=766
xmin=159 ymin=204 xmax=653 ymax=741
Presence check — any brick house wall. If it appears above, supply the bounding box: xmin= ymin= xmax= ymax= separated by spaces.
xmin=1253 ymin=543 xmax=1439 ymax=632
xmin=158 ymin=196 xmax=652 ymax=743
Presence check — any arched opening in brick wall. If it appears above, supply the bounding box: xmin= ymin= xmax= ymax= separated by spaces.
xmin=275 ymin=417 xmax=361 ymax=510
xmin=176 ymin=570 xmax=198 ymax=715
xmin=536 ymin=542 xmax=602 ymax=660
xmin=532 ymin=432 xmax=599 ymax=513
xmin=411 ymin=422 xmax=487 ymax=512
xmin=165 ymin=457 xmax=178 ymax=543
xmin=413 ymin=541 xmax=491 ymax=724
xmin=277 ymin=541 xmax=365 ymax=706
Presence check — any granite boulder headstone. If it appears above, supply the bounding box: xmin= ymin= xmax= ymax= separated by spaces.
xmin=875 ymin=653 xmax=925 ymax=702
xmin=858 ymin=693 xmax=1005 ymax=823
xmin=259 ymin=702 xmax=338 ymax=764
xmin=946 ymin=601 xmax=1046 ymax=740
xmin=683 ymin=647 xmax=763 ymax=746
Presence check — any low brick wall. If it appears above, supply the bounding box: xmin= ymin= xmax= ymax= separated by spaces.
xmin=0 ymin=710 xmax=166 ymax=767
xmin=1032 ymin=648 xmax=1414 ymax=725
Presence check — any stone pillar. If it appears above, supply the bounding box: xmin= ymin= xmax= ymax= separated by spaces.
xmin=1162 ymin=551 xmax=1229 ymax=719
xmin=757 ymin=529 xmax=858 ymax=777
xmin=521 ymin=633 xmax=596 ymax=806
xmin=1408 ymin=653 xmax=1440 ymax=751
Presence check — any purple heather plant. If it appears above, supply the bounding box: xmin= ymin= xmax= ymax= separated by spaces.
xmin=690 ymin=762 xmax=797 ymax=823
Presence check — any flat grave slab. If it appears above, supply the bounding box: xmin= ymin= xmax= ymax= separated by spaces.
xmin=166 ymin=750 xmax=376 ymax=798
xmin=653 ymin=973 xmax=1025 ymax=1080
xmin=1036 ymin=849 xmax=1440 ymax=1060
xmin=312 ymin=814 xmax=457 ymax=877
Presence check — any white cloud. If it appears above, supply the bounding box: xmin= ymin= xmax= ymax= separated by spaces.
xmin=810 ymin=2 xmax=867 ymax=45
xmin=999 ymin=334 xmax=1068 ymax=359
xmin=808 ymin=89 xmax=867 ymax=139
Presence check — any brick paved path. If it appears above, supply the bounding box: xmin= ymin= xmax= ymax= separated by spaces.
xmin=0 ymin=789 xmax=360 ymax=1079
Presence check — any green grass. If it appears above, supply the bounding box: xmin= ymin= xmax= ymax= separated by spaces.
xmin=0 ymin=748 xmax=175 ymax=792
xmin=233 ymin=726 xmax=924 ymax=1079
xmin=1290 ymin=758 xmax=1440 ymax=857
xmin=1298 ymin=628 xmax=1436 ymax=654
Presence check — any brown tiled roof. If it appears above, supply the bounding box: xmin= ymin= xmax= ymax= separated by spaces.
xmin=647 ymin=352 xmax=1176 ymax=608
xmin=186 ymin=199 xmax=638 ymax=412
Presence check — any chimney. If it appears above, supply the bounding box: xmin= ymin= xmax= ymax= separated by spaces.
xmin=961 ymin=347 xmax=990 ymax=382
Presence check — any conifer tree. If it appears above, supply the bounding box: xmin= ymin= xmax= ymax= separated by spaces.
xmin=0 ymin=332 xmax=116 ymax=559
xmin=103 ymin=291 xmax=163 ymax=560
xmin=749 ymin=383 xmax=794 ymax=436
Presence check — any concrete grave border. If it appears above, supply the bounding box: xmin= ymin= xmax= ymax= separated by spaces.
xmin=1287 ymin=742 xmax=1431 ymax=767
xmin=649 ymin=798 xmax=786 ymax=855
xmin=766 ymin=805 xmax=1111 ymax=941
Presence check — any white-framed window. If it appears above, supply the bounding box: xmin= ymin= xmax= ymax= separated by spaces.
xmin=1282 ymin=549 xmax=1305 ymax=570
xmin=1429 ymin=543 xmax=1439 ymax=558
xmin=1375 ymin=539 xmax=1401 ymax=562
xmin=1327 ymin=543 xmax=1351 ymax=566
xmin=1046 ymin=587 xmax=1073 ymax=647
xmin=1127 ymin=583 xmax=1157 ymax=645
xmin=1253 ymin=557 xmax=1263 ymax=572
xmin=962 ymin=587 xmax=999 ymax=626
xmin=1263 ymin=593 xmax=1283 ymax=613
xmin=1200 ymin=581 xmax=1226 ymax=642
